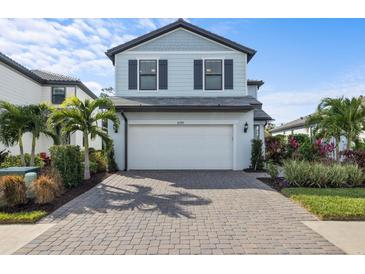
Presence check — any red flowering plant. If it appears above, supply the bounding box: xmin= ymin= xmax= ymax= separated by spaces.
xmin=314 ymin=138 xmax=336 ymax=160
xmin=342 ymin=149 xmax=365 ymax=171
xmin=265 ymin=135 xmax=287 ymax=164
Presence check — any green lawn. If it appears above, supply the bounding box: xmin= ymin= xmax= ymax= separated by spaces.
xmin=0 ymin=211 xmax=47 ymax=224
xmin=282 ymin=188 xmax=365 ymax=220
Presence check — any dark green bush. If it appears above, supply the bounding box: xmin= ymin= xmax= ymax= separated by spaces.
xmin=250 ymin=139 xmax=264 ymax=170
xmin=49 ymin=145 xmax=82 ymax=188
xmin=90 ymin=150 xmax=107 ymax=173
xmin=107 ymin=146 xmax=118 ymax=172
xmin=0 ymin=149 xmax=9 ymax=165
xmin=0 ymin=153 xmax=44 ymax=168
xmin=89 ymin=161 xmax=98 ymax=174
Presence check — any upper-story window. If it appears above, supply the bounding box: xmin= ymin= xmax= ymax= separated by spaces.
xmin=139 ymin=60 xmax=157 ymax=90
xmin=205 ymin=60 xmax=222 ymax=90
xmin=52 ymin=87 xmax=66 ymax=104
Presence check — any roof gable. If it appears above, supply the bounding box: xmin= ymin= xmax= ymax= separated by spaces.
xmin=129 ymin=28 xmax=234 ymax=52
xmin=106 ymin=19 xmax=256 ymax=64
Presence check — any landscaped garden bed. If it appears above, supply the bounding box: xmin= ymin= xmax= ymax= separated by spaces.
xmin=0 ymin=171 xmax=111 ymax=224
xmin=255 ymin=95 xmax=365 ymax=221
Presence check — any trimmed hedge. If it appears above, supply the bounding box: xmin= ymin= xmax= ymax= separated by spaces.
xmin=49 ymin=145 xmax=82 ymax=188
xmin=250 ymin=139 xmax=264 ymax=170
xmin=283 ymin=160 xmax=365 ymax=188
xmin=0 ymin=153 xmax=44 ymax=168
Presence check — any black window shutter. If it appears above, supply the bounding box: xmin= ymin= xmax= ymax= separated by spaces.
xmin=159 ymin=60 xmax=168 ymax=89
xmin=194 ymin=60 xmax=203 ymax=90
xmin=224 ymin=59 xmax=233 ymax=89
xmin=128 ymin=60 xmax=137 ymax=90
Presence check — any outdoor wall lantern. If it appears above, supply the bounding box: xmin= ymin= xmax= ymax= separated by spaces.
xmin=243 ymin=122 xmax=249 ymax=133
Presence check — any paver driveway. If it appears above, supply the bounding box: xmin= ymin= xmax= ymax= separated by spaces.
xmin=14 ymin=171 xmax=343 ymax=255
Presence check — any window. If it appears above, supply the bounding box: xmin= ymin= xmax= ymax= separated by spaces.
xmin=139 ymin=60 xmax=157 ymax=90
xmin=205 ymin=60 xmax=222 ymax=90
xmin=254 ymin=125 xmax=260 ymax=140
xmin=52 ymin=87 xmax=66 ymax=104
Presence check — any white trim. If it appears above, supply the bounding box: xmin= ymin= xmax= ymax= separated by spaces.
xmin=137 ymin=58 xmax=159 ymax=93
xmin=129 ymin=120 xmax=235 ymax=125
xmin=124 ymin=51 xmax=236 ymax=55
xmin=203 ymin=58 xmax=224 ymax=92
xmin=124 ymin=27 xmax=240 ymax=53
xmin=233 ymin=124 xmax=237 ymax=170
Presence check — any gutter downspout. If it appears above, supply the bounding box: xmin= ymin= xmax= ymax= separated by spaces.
xmin=120 ymin=112 xmax=128 ymax=171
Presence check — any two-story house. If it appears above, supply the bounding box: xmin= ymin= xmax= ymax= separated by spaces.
xmin=0 ymin=52 xmax=101 ymax=155
xmin=106 ymin=19 xmax=272 ymax=170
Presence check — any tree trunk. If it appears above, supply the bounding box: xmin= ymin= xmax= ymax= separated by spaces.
xmin=30 ymin=133 xmax=36 ymax=166
xmin=83 ymin=132 xmax=90 ymax=180
xmin=335 ymin=136 xmax=340 ymax=162
xmin=18 ymin=131 xmax=25 ymax=166
xmin=347 ymin=134 xmax=352 ymax=150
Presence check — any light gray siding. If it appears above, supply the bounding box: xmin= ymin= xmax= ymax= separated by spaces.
xmin=115 ymin=51 xmax=247 ymax=97
xmin=130 ymin=29 xmax=234 ymax=52
xmin=247 ymin=85 xmax=258 ymax=98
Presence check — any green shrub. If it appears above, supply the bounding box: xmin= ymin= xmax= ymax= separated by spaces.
xmin=0 ymin=176 xmax=27 ymax=207
xmin=49 ymin=145 xmax=82 ymax=188
xmin=298 ymin=141 xmax=318 ymax=161
xmin=89 ymin=161 xmax=98 ymax=174
xmin=107 ymin=146 xmax=118 ymax=172
xmin=0 ymin=149 xmax=9 ymax=165
xmin=344 ymin=164 xmax=365 ymax=187
xmin=283 ymin=160 xmax=311 ymax=187
xmin=250 ymin=139 xmax=264 ymax=170
xmin=283 ymin=160 xmax=365 ymax=188
xmin=0 ymin=153 xmax=44 ymax=168
xmin=267 ymin=161 xmax=279 ymax=180
xmin=90 ymin=150 xmax=107 ymax=173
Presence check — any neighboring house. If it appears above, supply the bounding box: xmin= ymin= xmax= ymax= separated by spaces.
xmin=270 ymin=114 xmax=365 ymax=151
xmin=106 ymin=19 xmax=272 ymax=170
xmin=271 ymin=115 xmax=313 ymax=136
xmin=0 ymin=52 xmax=101 ymax=155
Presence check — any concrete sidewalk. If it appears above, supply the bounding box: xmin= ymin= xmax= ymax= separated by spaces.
xmin=304 ymin=221 xmax=365 ymax=255
xmin=0 ymin=224 xmax=54 ymax=254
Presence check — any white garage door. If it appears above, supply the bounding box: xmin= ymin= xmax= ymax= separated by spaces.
xmin=129 ymin=124 xmax=233 ymax=170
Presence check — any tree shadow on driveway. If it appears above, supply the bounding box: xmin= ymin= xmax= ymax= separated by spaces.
xmin=58 ymin=183 xmax=212 ymax=219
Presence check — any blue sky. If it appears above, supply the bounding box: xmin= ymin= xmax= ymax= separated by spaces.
xmin=0 ymin=18 xmax=364 ymax=124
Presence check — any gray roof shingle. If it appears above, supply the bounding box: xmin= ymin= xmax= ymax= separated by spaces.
xmin=31 ymin=69 xmax=79 ymax=82
xmin=254 ymin=109 xmax=273 ymax=121
xmin=271 ymin=115 xmax=311 ymax=133
xmin=111 ymin=96 xmax=272 ymax=119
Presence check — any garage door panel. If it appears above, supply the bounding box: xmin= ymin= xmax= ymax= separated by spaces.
xmin=129 ymin=124 xmax=233 ymax=170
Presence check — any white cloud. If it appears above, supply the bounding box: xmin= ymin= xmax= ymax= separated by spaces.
xmin=84 ymin=81 xmax=103 ymax=95
xmin=0 ymin=18 xmax=160 ymax=88
xmin=261 ymin=72 xmax=365 ymax=125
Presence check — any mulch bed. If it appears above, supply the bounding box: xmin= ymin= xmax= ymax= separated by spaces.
xmin=243 ymin=168 xmax=267 ymax=173
xmin=1 ymin=172 xmax=112 ymax=214
xmin=257 ymin=177 xmax=288 ymax=192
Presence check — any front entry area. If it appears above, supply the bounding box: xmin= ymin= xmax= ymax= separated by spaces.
xmin=128 ymin=124 xmax=233 ymax=170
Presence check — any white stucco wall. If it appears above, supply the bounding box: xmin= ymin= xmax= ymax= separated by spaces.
xmin=109 ymin=111 xmax=255 ymax=171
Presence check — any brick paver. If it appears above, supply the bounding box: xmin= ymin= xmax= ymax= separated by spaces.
xmin=14 ymin=171 xmax=344 ymax=254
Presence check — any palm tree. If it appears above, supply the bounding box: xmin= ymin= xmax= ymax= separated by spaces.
xmin=26 ymin=103 xmax=59 ymax=166
xmin=307 ymin=108 xmax=342 ymax=160
xmin=50 ymin=97 xmax=119 ymax=180
xmin=0 ymin=101 xmax=29 ymax=165
xmin=309 ymin=96 xmax=365 ymax=152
